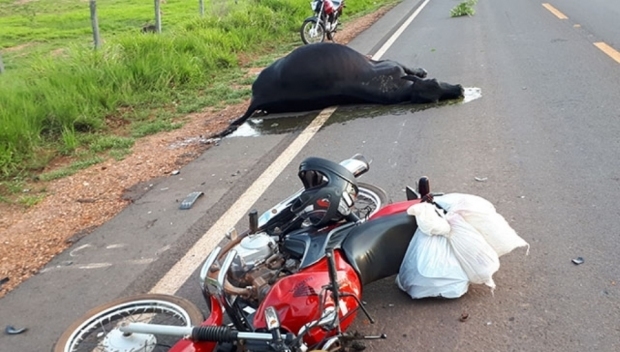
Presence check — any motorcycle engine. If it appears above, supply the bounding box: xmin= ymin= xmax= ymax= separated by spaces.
xmin=228 ymin=233 xmax=302 ymax=304
xmin=230 ymin=233 xmax=277 ymax=275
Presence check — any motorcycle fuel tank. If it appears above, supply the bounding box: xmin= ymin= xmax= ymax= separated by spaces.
xmin=252 ymin=250 xmax=361 ymax=346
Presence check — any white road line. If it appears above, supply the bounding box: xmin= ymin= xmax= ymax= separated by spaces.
xmin=372 ymin=0 xmax=431 ymax=60
xmin=150 ymin=1 xmax=429 ymax=295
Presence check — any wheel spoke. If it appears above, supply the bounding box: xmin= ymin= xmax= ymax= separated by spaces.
xmin=58 ymin=296 xmax=203 ymax=352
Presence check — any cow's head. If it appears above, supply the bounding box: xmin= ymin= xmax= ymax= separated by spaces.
xmin=403 ymin=76 xmax=464 ymax=104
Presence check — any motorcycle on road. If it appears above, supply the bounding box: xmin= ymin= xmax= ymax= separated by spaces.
xmin=54 ymin=154 xmax=436 ymax=352
xmin=301 ymin=0 xmax=345 ymax=44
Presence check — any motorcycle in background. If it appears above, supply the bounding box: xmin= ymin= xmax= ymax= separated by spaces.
xmin=54 ymin=154 xmax=437 ymax=352
xmin=301 ymin=0 xmax=345 ymax=44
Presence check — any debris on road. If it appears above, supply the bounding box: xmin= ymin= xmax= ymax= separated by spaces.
xmin=179 ymin=191 xmax=204 ymax=210
xmin=474 ymin=177 xmax=488 ymax=182
xmin=572 ymin=257 xmax=584 ymax=265
xmin=0 ymin=277 xmax=8 ymax=289
xmin=459 ymin=312 xmax=469 ymax=322
xmin=171 ymin=170 xmax=180 ymax=175
xmin=5 ymin=325 xmax=27 ymax=335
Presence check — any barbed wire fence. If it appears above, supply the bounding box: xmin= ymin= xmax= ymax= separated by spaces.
xmin=89 ymin=0 xmax=101 ymax=49
xmin=89 ymin=0 xmax=237 ymax=50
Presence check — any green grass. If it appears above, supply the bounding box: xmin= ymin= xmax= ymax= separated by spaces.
xmin=39 ymin=156 xmax=105 ymax=181
xmin=451 ymin=0 xmax=478 ymax=17
xmin=0 ymin=0 xmax=396 ymax=202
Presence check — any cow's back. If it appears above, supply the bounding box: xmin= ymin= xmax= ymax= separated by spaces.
xmin=277 ymin=43 xmax=372 ymax=88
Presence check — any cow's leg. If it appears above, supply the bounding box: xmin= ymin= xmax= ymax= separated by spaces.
xmin=402 ymin=65 xmax=427 ymax=78
xmin=372 ymin=60 xmax=427 ymax=78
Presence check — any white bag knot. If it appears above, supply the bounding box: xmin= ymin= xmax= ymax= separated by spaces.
xmin=406 ymin=202 xmax=450 ymax=236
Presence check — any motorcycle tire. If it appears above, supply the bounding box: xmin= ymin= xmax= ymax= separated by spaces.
xmin=301 ymin=18 xmax=326 ymax=45
xmin=53 ymin=293 xmax=204 ymax=352
xmin=355 ymin=182 xmax=390 ymax=220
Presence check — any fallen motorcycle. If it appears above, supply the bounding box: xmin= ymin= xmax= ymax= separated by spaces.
xmin=300 ymin=0 xmax=345 ymax=44
xmin=54 ymin=154 xmax=435 ymax=352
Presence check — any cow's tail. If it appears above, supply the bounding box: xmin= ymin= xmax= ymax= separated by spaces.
xmin=211 ymin=102 xmax=258 ymax=139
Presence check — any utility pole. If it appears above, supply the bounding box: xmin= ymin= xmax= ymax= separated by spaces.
xmin=199 ymin=0 xmax=205 ymax=17
xmin=0 ymin=53 xmax=5 ymax=74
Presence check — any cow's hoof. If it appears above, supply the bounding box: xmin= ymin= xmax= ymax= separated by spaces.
xmin=416 ymin=68 xmax=428 ymax=78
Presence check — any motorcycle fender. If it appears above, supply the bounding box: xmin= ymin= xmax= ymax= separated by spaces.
xmin=304 ymin=15 xmax=321 ymax=23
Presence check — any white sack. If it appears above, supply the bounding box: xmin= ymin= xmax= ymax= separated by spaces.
xmin=445 ymin=212 xmax=500 ymax=289
xmin=436 ymin=193 xmax=529 ymax=257
xmin=397 ymin=228 xmax=470 ymax=299
xmin=434 ymin=193 xmax=496 ymax=214
xmin=406 ymin=202 xmax=450 ymax=236
xmin=458 ymin=210 xmax=530 ymax=257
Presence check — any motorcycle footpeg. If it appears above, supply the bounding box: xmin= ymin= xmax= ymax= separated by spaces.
xmin=417 ymin=176 xmax=430 ymax=197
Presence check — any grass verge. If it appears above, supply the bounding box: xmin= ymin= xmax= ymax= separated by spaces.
xmin=0 ymin=0 xmax=396 ymax=205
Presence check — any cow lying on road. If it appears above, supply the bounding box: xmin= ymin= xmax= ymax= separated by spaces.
xmin=227 ymin=42 xmax=464 ymax=132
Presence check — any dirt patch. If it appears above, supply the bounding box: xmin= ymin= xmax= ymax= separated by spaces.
xmin=13 ymin=0 xmax=35 ymax=6
xmin=0 ymin=6 xmax=395 ymax=298
xmin=2 ymin=43 xmax=32 ymax=53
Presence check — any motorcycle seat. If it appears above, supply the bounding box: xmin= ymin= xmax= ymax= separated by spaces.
xmin=341 ymin=212 xmax=417 ymax=286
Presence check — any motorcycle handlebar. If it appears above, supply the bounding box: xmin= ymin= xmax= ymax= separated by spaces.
xmin=121 ymin=323 xmax=299 ymax=350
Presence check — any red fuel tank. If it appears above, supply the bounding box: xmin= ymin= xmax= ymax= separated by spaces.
xmin=253 ymin=250 xmax=361 ymax=346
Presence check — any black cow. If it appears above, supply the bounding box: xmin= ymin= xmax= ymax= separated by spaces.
xmin=228 ymin=43 xmax=464 ymax=131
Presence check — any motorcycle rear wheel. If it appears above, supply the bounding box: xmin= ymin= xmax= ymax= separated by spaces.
xmin=354 ymin=182 xmax=390 ymax=220
xmin=53 ymin=294 xmax=204 ymax=352
xmin=301 ymin=19 xmax=326 ymax=44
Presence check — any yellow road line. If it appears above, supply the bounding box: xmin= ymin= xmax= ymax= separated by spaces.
xmin=594 ymin=42 xmax=620 ymax=64
xmin=542 ymin=3 xmax=568 ymax=19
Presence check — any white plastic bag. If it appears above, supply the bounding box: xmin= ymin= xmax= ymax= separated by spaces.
xmin=435 ymin=193 xmax=496 ymax=214
xmin=458 ymin=210 xmax=530 ymax=257
xmin=445 ymin=212 xmax=500 ymax=289
xmin=397 ymin=228 xmax=470 ymax=299
xmin=406 ymin=202 xmax=450 ymax=236
xmin=435 ymin=193 xmax=529 ymax=257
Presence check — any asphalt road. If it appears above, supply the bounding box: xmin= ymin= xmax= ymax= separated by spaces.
xmin=2 ymin=0 xmax=620 ymax=351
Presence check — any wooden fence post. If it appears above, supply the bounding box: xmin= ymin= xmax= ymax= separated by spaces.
xmin=0 ymin=53 xmax=5 ymax=74
xmin=89 ymin=0 xmax=101 ymax=49
xmin=155 ymin=0 xmax=162 ymax=33
xmin=199 ymin=0 xmax=205 ymax=17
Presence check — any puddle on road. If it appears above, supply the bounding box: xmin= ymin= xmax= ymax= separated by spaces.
xmin=227 ymin=87 xmax=481 ymax=138
xmin=227 ymin=111 xmax=318 ymax=138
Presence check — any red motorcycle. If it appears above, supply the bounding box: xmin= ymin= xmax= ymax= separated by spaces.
xmin=54 ymin=154 xmax=435 ymax=352
xmin=300 ymin=0 xmax=345 ymax=44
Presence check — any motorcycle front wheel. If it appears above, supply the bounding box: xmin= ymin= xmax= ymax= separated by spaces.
xmin=354 ymin=182 xmax=390 ymax=220
xmin=54 ymin=294 xmax=204 ymax=352
xmin=301 ymin=19 xmax=326 ymax=44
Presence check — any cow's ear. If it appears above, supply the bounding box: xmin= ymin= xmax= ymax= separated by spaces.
xmin=401 ymin=75 xmax=421 ymax=82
